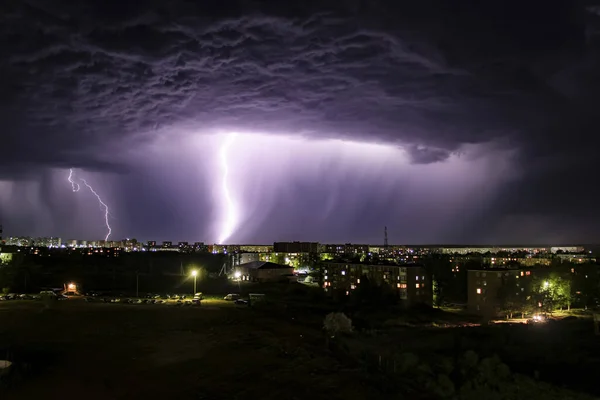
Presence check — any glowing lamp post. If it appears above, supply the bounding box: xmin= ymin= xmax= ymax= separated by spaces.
xmin=191 ymin=270 xmax=198 ymax=294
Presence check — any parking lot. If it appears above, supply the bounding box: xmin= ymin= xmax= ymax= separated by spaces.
xmin=0 ymin=292 xmax=244 ymax=308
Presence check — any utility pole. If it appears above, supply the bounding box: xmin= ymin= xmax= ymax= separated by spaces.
xmin=135 ymin=271 xmax=139 ymax=298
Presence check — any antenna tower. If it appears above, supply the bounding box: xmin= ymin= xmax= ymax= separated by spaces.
xmin=384 ymin=226 xmax=389 ymax=248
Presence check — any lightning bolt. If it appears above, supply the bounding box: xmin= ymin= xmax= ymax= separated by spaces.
xmin=80 ymin=178 xmax=112 ymax=241
xmin=218 ymin=133 xmax=238 ymax=244
xmin=68 ymin=169 xmax=80 ymax=192
xmin=68 ymin=168 xmax=112 ymax=241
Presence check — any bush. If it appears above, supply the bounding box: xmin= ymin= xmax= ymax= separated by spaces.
xmin=323 ymin=312 xmax=353 ymax=337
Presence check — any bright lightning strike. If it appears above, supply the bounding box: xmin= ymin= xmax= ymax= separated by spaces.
xmin=217 ymin=133 xmax=238 ymax=244
xmin=80 ymin=178 xmax=112 ymax=241
xmin=68 ymin=169 xmax=80 ymax=192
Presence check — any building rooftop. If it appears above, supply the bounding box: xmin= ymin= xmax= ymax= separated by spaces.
xmin=238 ymin=261 xmax=291 ymax=270
xmin=325 ymin=261 xmax=426 ymax=268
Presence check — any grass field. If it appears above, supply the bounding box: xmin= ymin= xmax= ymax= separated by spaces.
xmin=1 ymin=298 xmax=599 ymax=400
xmin=0 ymin=298 xmax=386 ymax=400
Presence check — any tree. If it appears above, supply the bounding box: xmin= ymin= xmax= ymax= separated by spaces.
xmin=530 ymin=273 xmax=573 ymax=314
xmin=269 ymin=253 xmax=286 ymax=265
xmin=433 ymin=275 xmax=448 ymax=308
xmin=553 ymin=276 xmax=572 ymax=311
xmin=351 ymin=275 xmax=398 ymax=306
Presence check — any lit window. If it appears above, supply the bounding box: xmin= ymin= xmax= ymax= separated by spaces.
xmin=520 ymin=271 xmax=524 ymax=276
xmin=416 ymin=276 xmax=419 ymax=280
xmin=421 ymin=276 xmax=425 ymax=280
xmin=526 ymin=271 xmax=531 ymax=276
xmin=476 ymin=288 xmax=482 ymax=294
xmin=357 ymin=278 xmax=360 ymax=284
xmin=416 ymin=283 xmax=420 ymax=288
xmin=324 ymin=275 xmax=328 ymax=280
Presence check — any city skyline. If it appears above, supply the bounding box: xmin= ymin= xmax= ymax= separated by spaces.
xmin=0 ymin=234 xmax=592 ymax=250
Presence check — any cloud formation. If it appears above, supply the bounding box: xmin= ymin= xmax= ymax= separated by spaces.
xmin=1 ymin=1 xmax=599 ymax=242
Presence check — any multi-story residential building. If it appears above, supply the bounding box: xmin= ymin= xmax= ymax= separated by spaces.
xmin=435 ymin=246 xmax=552 ymax=255
xmin=556 ymin=254 xmax=596 ymax=264
xmin=323 ymin=262 xmax=432 ymax=307
xmin=467 ymin=268 xmax=535 ymax=317
xmin=238 ymin=244 xmax=273 ymax=253
xmin=232 ymin=252 xmax=262 ymax=265
xmin=5 ymin=237 xmax=33 ymax=247
xmin=368 ymin=246 xmax=384 ymax=254
xmin=551 ymin=246 xmax=585 ymax=254
xmin=193 ymin=242 xmax=208 ymax=252
xmin=32 ymin=237 xmax=61 ymax=247
xmin=321 ymin=244 xmax=370 ymax=257
xmin=210 ymin=244 xmax=227 ymax=254
xmin=273 ymin=241 xmax=319 ymax=253
xmin=483 ymin=256 xmax=553 ymax=267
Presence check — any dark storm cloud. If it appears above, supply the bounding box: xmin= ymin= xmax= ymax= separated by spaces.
xmin=2 ymin=0 xmax=600 ymax=241
xmin=2 ymin=0 xmax=593 ymax=166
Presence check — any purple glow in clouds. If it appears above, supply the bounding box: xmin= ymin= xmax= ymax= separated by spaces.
xmin=207 ymin=133 xmax=516 ymax=244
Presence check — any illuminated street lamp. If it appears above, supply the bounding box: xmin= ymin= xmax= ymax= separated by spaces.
xmin=191 ymin=270 xmax=198 ymax=294
xmin=234 ymin=271 xmax=241 ymax=280
xmin=544 ymin=281 xmax=549 ymax=288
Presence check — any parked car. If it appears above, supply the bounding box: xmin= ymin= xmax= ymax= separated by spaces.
xmin=234 ymin=299 xmax=248 ymax=306
xmin=224 ymin=293 xmax=240 ymax=301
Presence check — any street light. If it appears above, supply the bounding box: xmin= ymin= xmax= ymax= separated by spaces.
xmin=191 ymin=270 xmax=198 ymax=294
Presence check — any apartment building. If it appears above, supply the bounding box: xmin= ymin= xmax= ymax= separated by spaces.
xmin=323 ymin=262 xmax=432 ymax=306
xmin=467 ymin=268 xmax=534 ymax=317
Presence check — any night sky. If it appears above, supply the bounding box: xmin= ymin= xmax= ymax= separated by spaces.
xmin=1 ymin=1 xmax=600 ymax=245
